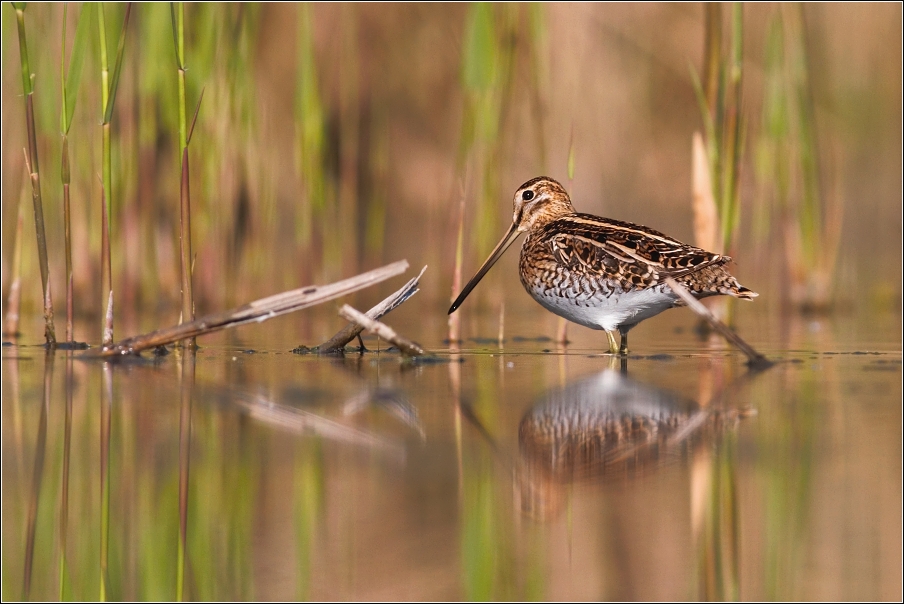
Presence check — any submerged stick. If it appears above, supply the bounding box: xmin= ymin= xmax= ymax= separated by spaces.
xmin=338 ymin=305 xmax=424 ymax=357
xmin=316 ymin=265 xmax=426 ymax=353
xmin=84 ymin=260 xmax=409 ymax=357
xmin=664 ymin=277 xmax=771 ymax=368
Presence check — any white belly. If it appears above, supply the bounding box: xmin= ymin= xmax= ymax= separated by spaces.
xmin=529 ymin=285 xmax=678 ymax=332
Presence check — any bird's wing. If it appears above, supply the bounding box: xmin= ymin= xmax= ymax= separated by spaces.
xmin=548 ymin=215 xmax=726 ymax=288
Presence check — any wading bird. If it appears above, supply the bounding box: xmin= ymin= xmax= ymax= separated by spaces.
xmin=448 ymin=177 xmax=757 ymax=354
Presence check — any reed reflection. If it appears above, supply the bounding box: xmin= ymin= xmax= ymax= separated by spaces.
xmin=23 ymin=349 xmax=53 ymax=599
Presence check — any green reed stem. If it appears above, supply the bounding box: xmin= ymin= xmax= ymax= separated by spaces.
xmin=60 ymin=2 xmax=91 ymax=342
xmin=702 ymin=4 xmax=722 ymax=129
xmin=101 ymin=127 xmax=113 ymax=347
xmin=14 ymin=3 xmax=56 ymax=346
xmin=692 ymin=2 xmax=745 ymax=256
xmin=173 ymin=2 xmax=187 ymax=149
xmin=98 ymin=4 xmax=112 ymax=345
xmin=789 ymin=4 xmax=823 ymax=270
xmin=295 ymin=3 xmax=326 ymax=249
xmin=172 ymin=2 xmax=195 ymax=338
xmin=61 ymin=7 xmax=73 ymax=343
xmin=97 ymin=3 xmax=132 ymax=346
xmin=98 ymin=4 xmax=110 ymax=204
xmin=755 ymin=5 xmax=839 ymax=309
xmin=721 ymin=3 xmax=743 ymax=252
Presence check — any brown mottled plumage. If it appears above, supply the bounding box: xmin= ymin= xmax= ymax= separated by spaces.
xmin=449 ymin=176 xmax=757 ymax=354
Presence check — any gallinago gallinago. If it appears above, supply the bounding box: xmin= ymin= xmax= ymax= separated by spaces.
xmin=448 ymin=176 xmax=757 ymax=354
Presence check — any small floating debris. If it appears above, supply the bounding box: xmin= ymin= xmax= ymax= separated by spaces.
xmin=56 ymin=341 xmax=90 ymax=350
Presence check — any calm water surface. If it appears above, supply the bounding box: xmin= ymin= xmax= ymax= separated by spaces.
xmin=2 ymin=307 xmax=901 ymax=600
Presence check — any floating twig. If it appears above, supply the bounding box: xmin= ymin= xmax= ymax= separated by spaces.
xmin=338 ymin=304 xmax=424 ymax=357
xmin=315 ymin=265 xmax=426 ymax=353
xmin=83 ymin=260 xmax=409 ymax=357
xmin=664 ymin=277 xmax=771 ymax=368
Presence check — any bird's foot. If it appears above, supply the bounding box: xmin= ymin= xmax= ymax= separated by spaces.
xmin=618 ymin=328 xmax=629 ymax=356
xmin=606 ymin=331 xmax=619 ymax=354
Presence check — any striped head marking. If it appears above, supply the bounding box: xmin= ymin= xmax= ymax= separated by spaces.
xmin=513 ymin=177 xmax=575 ymax=231
xmin=449 ymin=176 xmax=574 ymax=315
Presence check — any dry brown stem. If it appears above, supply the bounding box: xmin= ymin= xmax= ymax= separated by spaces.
xmin=338 ymin=304 xmax=425 ymax=357
xmin=664 ymin=277 xmax=771 ymax=368
xmin=83 ymin=260 xmax=409 ymax=357
xmin=316 ymin=265 xmax=426 ymax=353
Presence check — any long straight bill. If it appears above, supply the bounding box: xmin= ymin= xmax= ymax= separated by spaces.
xmin=448 ymin=222 xmax=520 ymax=314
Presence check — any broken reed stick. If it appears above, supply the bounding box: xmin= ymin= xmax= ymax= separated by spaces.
xmin=317 ymin=265 xmax=427 ymax=353
xmin=82 ymin=260 xmax=409 ymax=357
xmin=338 ymin=304 xmax=424 ymax=357
xmin=664 ymin=276 xmax=771 ymax=368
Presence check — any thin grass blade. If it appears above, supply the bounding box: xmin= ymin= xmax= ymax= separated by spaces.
xmin=62 ymin=2 xmax=94 ymax=133
xmin=187 ymin=86 xmax=204 ymax=145
xmin=103 ymin=3 xmax=132 ymax=125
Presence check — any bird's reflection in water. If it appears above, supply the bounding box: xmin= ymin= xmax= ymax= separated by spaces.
xmin=517 ymin=369 xmax=751 ymax=520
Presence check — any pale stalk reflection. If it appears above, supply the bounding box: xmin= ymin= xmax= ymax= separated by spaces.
xmin=23 ymin=349 xmax=53 ymax=600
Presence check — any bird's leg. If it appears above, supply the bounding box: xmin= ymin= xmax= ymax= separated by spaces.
xmin=618 ymin=326 xmax=629 ymax=356
xmin=606 ymin=330 xmax=618 ymax=354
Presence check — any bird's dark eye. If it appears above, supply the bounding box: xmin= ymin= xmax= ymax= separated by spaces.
xmin=522 ymin=190 xmax=535 ymax=201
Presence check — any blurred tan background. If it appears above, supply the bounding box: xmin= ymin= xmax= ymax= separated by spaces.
xmin=2 ymin=3 xmax=901 ymax=341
